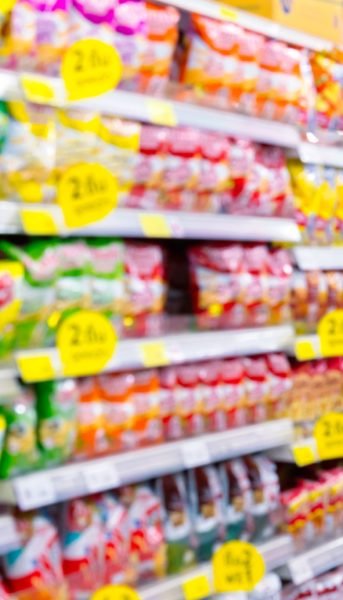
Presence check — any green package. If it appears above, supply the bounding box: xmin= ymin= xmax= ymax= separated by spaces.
xmin=55 ymin=239 xmax=91 ymax=310
xmin=0 ymin=239 xmax=59 ymax=349
xmin=88 ymin=238 xmax=124 ymax=320
xmin=35 ymin=379 xmax=78 ymax=466
xmin=0 ymin=390 xmax=38 ymax=478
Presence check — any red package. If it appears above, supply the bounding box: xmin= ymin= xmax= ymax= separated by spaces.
xmin=266 ymin=353 xmax=292 ymax=419
xmin=133 ymin=369 xmax=163 ymax=446
xmin=134 ymin=126 xmax=167 ymax=190
xmin=242 ymin=245 xmax=269 ymax=326
xmin=96 ymin=494 xmax=131 ymax=586
xmin=199 ymin=361 xmax=224 ymax=432
xmin=266 ymin=248 xmax=292 ymax=325
xmin=175 ymin=364 xmax=204 ymax=437
xmin=159 ymin=367 xmax=183 ymax=441
xmin=244 ymin=356 xmax=269 ymax=424
xmin=219 ymin=358 xmax=246 ymax=428
xmin=162 ymin=128 xmax=201 ymax=195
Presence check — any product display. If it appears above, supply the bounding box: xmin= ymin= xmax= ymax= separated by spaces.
xmin=1 ymin=2 xmax=343 ymax=600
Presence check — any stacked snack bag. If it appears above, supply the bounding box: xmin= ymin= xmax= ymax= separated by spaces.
xmin=291 ymin=269 xmax=343 ymax=330
xmin=0 ymin=454 xmax=281 ymax=598
xmin=189 ymin=243 xmax=293 ymax=329
xmin=0 ymin=353 xmax=292 ymax=479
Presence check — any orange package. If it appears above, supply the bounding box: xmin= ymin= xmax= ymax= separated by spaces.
xmin=76 ymin=377 xmax=107 ymax=458
xmin=181 ymin=14 xmax=240 ymax=103
xmin=133 ymin=369 xmax=163 ymax=447
xmin=99 ymin=372 xmax=135 ymax=452
xmin=140 ymin=3 xmax=180 ymax=93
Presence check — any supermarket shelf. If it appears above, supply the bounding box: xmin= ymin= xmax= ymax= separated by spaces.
xmin=14 ymin=325 xmax=295 ymax=382
xmin=282 ymin=536 xmax=343 ymax=585
xmin=0 ymin=68 xmax=300 ymax=147
xmin=156 ymin=0 xmax=333 ymax=52
xmin=293 ymin=246 xmax=343 ymax=270
xmin=0 ymin=516 xmax=20 ymax=555
xmin=0 ymin=420 xmax=293 ymax=510
xmin=298 ymin=142 xmax=343 ymax=168
xmin=140 ymin=534 xmax=294 ymax=600
xmin=6 ymin=201 xmax=301 ymax=242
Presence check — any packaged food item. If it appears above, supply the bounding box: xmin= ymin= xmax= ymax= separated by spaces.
xmin=245 ymin=456 xmax=280 ymax=543
xmin=55 ymin=240 xmax=90 ymax=313
xmin=96 ymin=493 xmax=132 ymax=586
xmin=62 ymin=497 xmax=104 ymax=598
xmin=249 ymin=573 xmax=282 ymax=600
xmin=242 ymin=245 xmax=269 ymax=327
xmin=3 ymin=511 xmax=65 ymax=600
xmin=219 ymin=358 xmax=246 ymax=428
xmin=243 ymin=356 xmax=269 ymax=424
xmin=132 ymin=369 xmax=162 ymax=447
xmin=76 ymin=377 xmax=107 ymax=458
xmin=0 ymin=260 xmax=23 ymax=358
xmin=0 ymin=388 xmax=38 ymax=478
xmin=220 ymin=458 xmax=253 ymax=542
xmin=199 ymin=361 xmax=224 ymax=433
xmin=35 ymin=379 xmax=78 ymax=466
xmin=266 ymin=354 xmax=292 ymax=419
xmin=88 ymin=238 xmax=125 ymax=325
xmin=175 ymin=364 xmax=204 ymax=437
xmin=120 ymin=484 xmax=166 ymax=583
xmin=159 ymin=367 xmax=183 ymax=441
xmin=188 ymin=466 xmax=224 ymax=562
xmin=99 ymin=372 xmax=135 ymax=452
xmin=280 ymin=486 xmax=309 ymax=549
xmin=157 ymin=473 xmax=195 ymax=575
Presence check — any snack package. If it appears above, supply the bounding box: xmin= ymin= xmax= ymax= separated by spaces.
xmin=99 ymin=372 xmax=135 ymax=452
xmin=220 ymin=459 xmax=253 ymax=542
xmin=175 ymin=365 xmax=204 ymax=437
xmin=55 ymin=240 xmax=90 ymax=313
xmin=157 ymin=473 xmax=195 ymax=575
xmin=245 ymin=456 xmax=280 ymax=543
xmin=188 ymin=466 xmax=224 ymax=562
xmin=242 ymin=245 xmax=269 ymax=327
xmin=120 ymin=484 xmax=166 ymax=583
xmin=159 ymin=367 xmax=183 ymax=441
xmin=0 ymin=388 xmax=38 ymax=478
xmin=243 ymin=356 xmax=269 ymax=424
xmin=132 ymin=369 xmax=162 ymax=447
xmin=76 ymin=377 xmax=107 ymax=458
xmin=35 ymin=379 xmax=78 ymax=466
xmin=96 ymin=493 xmax=132 ymax=586
xmin=199 ymin=361 xmax=225 ymax=433
xmin=88 ymin=239 xmax=125 ymax=328
xmin=3 ymin=511 xmax=65 ymax=600
xmin=219 ymin=358 xmax=246 ymax=428
xmin=62 ymin=497 xmax=104 ymax=598
xmin=0 ymin=260 xmax=23 ymax=359
xmin=280 ymin=487 xmax=309 ymax=550
xmin=266 ymin=354 xmax=292 ymax=420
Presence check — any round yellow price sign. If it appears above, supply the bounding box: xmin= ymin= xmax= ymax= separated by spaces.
xmin=318 ymin=309 xmax=343 ymax=358
xmin=57 ymin=310 xmax=117 ymax=377
xmin=58 ymin=163 xmax=118 ymax=229
xmin=92 ymin=585 xmax=140 ymax=600
xmin=62 ymin=38 xmax=123 ymax=100
xmin=212 ymin=541 xmax=265 ymax=593
xmin=315 ymin=412 xmax=343 ymax=460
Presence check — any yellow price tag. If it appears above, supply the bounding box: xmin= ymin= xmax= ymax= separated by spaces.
xmin=139 ymin=214 xmax=171 ymax=238
xmin=21 ymin=75 xmax=56 ymax=104
xmin=58 ymin=163 xmax=118 ymax=229
xmin=140 ymin=341 xmax=169 ymax=368
xmin=295 ymin=339 xmax=317 ymax=361
xmin=17 ymin=355 xmax=56 ymax=383
xmin=318 ymin=310 xmax=343 ymax=358
xmin=219 ymin=6 xmax=238 ymax=20
xmin=293 ymin=442 xmax=317 ymax=467
xmin=57 ymin=310 xmax=117 ymax=377
xmin=315 ymin=413 xmax=343 ymax=460
xmin=0 ymin=0 xmax=16 ymax=15
xmin=212 ymin=541 xmax=265 ymax=593
xmin=146 ymin=99 xmax=177 ymax=127
xmin=183 ymin=575 xmax=211 ymax=600
xmin=92 ymin=585 xmax=140 ymax=600
xmin=62 ymin=39 xmax=122 ymax=100
xmin=20 ymin=208 xmax=59 ymax=235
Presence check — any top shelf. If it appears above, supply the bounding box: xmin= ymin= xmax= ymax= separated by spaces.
xmin=156 ymin=0 xmax=334 ymax=51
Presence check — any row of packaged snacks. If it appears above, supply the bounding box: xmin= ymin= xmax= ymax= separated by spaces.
xmin=281 ymin=466 xmax=343 ymax=550
xmin=290 ymin=161 xmax=343 ymax=246
xmin=292 ymin=270 xmax=343 ymax=329
xmin=284 ymin=567 xmax=343 ymax=600
xmin=0 ymin=353 xmax=291 ymax=478
xmin=0 ymin=101 xmax=293 ymax=218
xmin=1 ymin=2 xmax=343 ymax=131
xmin=0 ymin=455 xmax=281 ymax=599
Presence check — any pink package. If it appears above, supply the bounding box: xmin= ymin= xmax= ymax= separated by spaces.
xmin=220 ymin=139 xmax=255 ymax=215
xmin=113 ymin=0 xmax=148 ymax=91
xmin=9 ymin=0 xmax=69 ymax=73
xmin=197 ymin=133 xmax=230 ymax=195
xmin=96 ymin=493 xmax=131 ymax=586
xmin=3 ymin=512 xmax=65 ymax=598
xmin=162 ymin=128 xmax=201 ymax=193
xmin=62 ymin=498 xmax=104 ymax=598
xmin=124 ymin=242 xmax=166 ymax=318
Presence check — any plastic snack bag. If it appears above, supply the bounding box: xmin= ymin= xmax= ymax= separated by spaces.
xmin=132 ymin=369 xmax=162 ymax=447
xmin=99 ymin=372 xmax=135 ymax=452
xmin=76 ymin=376 xmax=107 ymax=458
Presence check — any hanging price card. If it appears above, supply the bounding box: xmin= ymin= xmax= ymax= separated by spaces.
xmin=318 ymin=309 xmax=343 ymax=358
xmin=315 ymin=413 xmax=343 ymax=460
xmin=58 ymin=163 xmax=117 ymax=229
xmin=212 ymin=541 xmax=265 ymax=594
xmin=57 ymin=310 xmax=117 ymax=377
xmin=92 ymin=585 xmax=140 ymax=600
xmin=62 ymin=39 xmax=122 ymax=100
